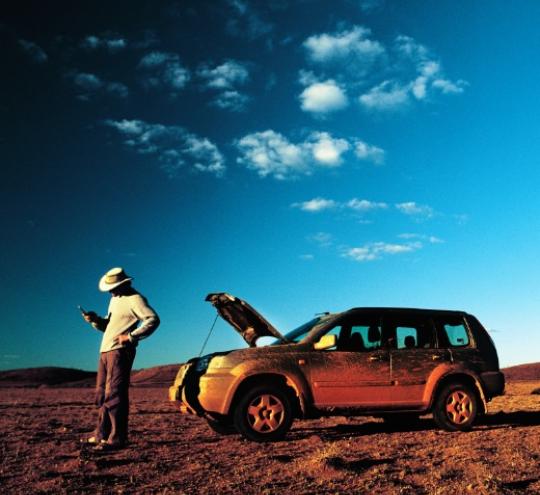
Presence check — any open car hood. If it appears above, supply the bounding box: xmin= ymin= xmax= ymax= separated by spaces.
xmin=205 ymin=293 xmax=287 ymax=347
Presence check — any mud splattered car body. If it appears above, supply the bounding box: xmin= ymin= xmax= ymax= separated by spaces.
xmin=169 ymin=293 xmax=505 ymax=442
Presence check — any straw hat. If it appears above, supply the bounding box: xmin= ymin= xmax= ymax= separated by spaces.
xmin=99 ymin=267 xmax=133 ymax=292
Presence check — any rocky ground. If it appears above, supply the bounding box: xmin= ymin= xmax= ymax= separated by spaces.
xmin=1 ymin=382 xmax=540 ymax=494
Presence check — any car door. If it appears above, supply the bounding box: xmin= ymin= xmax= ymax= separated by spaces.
xmin=308 ymin=312 xmax=393 ymax=407
xmin=385 ymin=311 xmax=449 ymax=406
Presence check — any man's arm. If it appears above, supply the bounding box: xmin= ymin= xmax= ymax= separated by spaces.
xmin=82 ymin=312 xmax=109 ymax=332
xmin=128 ymin=296 xmax=160 ymax=343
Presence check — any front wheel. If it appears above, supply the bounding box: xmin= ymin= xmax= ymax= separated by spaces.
xmin=432 ymin=382 xmax=478 ymax=431
xmin=233 ymin=385 xmax=293 ymax=442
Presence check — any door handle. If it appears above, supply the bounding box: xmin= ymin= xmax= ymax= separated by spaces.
xmin=431 ymin=354 xmax=443 ymax=361
xmin=369 ymin=356 xmax=381 ymax=362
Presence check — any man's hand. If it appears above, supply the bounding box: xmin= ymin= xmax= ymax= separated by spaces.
xmin=82 ymin=311 xmax=98 ymax=324
xmin=114 ymin=334 xmax=131 ymax=345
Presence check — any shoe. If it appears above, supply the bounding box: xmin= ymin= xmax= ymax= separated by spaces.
xmin=80 ymin=436 xmax=105 ymax=445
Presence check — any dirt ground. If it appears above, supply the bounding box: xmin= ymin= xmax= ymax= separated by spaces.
xmin=1 ymin=382 xmax=540 ymax=495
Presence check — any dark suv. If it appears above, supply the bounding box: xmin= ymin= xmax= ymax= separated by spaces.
xmin=169 ymin=293 xmax=505 ymax=442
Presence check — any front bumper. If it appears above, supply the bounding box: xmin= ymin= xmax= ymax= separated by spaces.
xmin=168 ymin=363 xmax=202 ymax=415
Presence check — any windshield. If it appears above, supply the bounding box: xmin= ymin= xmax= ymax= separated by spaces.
xmin=272 ymin=314 xmax=335 ymax=345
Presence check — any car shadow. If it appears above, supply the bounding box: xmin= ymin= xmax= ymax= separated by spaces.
xmin=291 ymin=411 xmax=540 ymax=440
xmin=478 ymin=411 xmax=540 ymax=429
xmin=291 ymin=418 xmax=435 ymax=440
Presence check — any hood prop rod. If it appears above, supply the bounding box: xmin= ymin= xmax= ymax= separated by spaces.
xmin=198 ymin=313 xmax=220 ymax=357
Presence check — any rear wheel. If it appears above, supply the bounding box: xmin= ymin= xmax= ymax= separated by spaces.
xmin=432 ymin=382 xmax=478 ymax=431
xmin=233 ymin=385 xmax=293 ymax=442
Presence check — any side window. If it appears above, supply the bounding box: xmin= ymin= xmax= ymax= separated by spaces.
xmin=321 ymin=314 xmax=382 ymax=351
xmin=350 ymin=325 xmax=382 ymax=351
xmin=383 ymin=313 xmax=435 ymax=350
xmin=396 ymin=327 xmax=418 ymax=349
xmin=440 ymin=319 xmax=470 ymax=347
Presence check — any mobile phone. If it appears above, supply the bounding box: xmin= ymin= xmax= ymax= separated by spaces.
xmin=78 ymin=305 xmax=87 ymax=315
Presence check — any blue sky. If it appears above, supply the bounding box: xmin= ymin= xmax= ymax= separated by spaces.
xmin=2 ymin=0 xmax=540 ymax=371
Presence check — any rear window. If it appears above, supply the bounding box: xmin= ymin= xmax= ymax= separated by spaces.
xmin=435 ymin=315 xmax=471 ymax=348
xmin=443 ymin=322 xmax=470 ymax=347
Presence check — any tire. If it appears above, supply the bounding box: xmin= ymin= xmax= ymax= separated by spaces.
xmin=205 ymin=416 xmax=237 ymax=435
xmin=233 ymin=385 xmax=294 ymax=442
xmin=432 ymin=382 xmax=478 ymax=431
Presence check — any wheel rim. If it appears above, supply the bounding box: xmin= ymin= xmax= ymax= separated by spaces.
xmin=246 ymin=393 xmax=285 ymax=433
xmin=445 ymin=390 xmax=473 ymax=425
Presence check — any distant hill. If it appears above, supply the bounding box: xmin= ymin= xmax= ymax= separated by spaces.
xmin=502 ymin=362 xmax=540 ymax=381
xmin=131 ymin=364 xmax=180 ymax=387
xmin=0 ymin=364 xmax=180 ymax=388
xmin=2 ymin=362 xmax=536 ymax=388
xmin=0 ymin=367 xmax=97 ymax=388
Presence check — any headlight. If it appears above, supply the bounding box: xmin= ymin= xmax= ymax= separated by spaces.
xmin=195 ymin=356 xmax=211 ymax=372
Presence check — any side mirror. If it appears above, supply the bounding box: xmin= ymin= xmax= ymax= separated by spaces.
xmin=314 ymin=334 xmax=337 ymax=350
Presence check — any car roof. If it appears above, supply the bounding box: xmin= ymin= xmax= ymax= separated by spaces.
xmin=346 ymin=307 xmax=468 ymax=316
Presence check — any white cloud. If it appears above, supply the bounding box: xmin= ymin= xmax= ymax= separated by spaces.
xmin=108 ymin=120 xmax=144 ymax=135
xmin=73 ymin=72 xmax=102 ymax=91
xmin=292 ymin=198 xmax=338 ymax=212
xmin=138 ymin=52 xmax=190 ymax=94
xmin=359 ymin=80 xmax=410 ymax=110
xmin=70 ymin=72 xmax=128 ymax=99
xmin=163 ymin=64 xmax=191 ymax=90
xmin=299 ymin=254 xmax=315 ymax=261
xmin=81 ymin=34 xmax=127 ymax=53
xmin=212 ymin=90 xmax=250 ymax=111
xmin=139 ymin=51 xmax=172 ymax=68
xmin=18 ymin=39 xmax=48 ymax=63
xmin=395 ymin=35 xmax=428 ymax=60
xmin=347 ymin=198 xmax=388 ymax=211
xmin=367 ymin=35 xmax=467 ymax=106
xmin=294 ymin=198 xmax=437 ymax=220
xmin=396 ymin=202 xmax=435 ymax=218
xmin=236 ymin=130 xmax=382 ymax=179
xmin=300 ymin=28 xmax=466 ymax=114
xmin=344 ymin=241 xmax=422 ymax=261
xmin=104 ymin=119 xmax=225 ymax=177
xmin=399 ymin=233 xmax=444 ymax=244
xmin=310 ymin=132 xmax=350 ymax=166
xmin=198 ymin=60 xmax=249 ymax=89
xmin=236 ymin=130 xmax=306 ymax=179
xmin=293 ymin=197 xmax=388 ymax=214
xmin=198 ymin=60 xmax=250 ymax=111
xmin=354 ymin=140 xmax=385 ymax=164
xmin=300 ymin=80 xmax=348 ymax=113
xmin=304 ymin=26 xmax=384 ymax=63
xmin=411 ymin=76 xmax=428 ymax=100
xmin=432 ymin=78 xmax=467 ymax=94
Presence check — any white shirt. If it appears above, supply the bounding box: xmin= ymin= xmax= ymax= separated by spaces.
xmin=93 ymin=291 xmax=160 ymax=353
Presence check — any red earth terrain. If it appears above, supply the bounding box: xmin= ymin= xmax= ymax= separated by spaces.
xmin=1 ymin=365 xmax=540 ymax=494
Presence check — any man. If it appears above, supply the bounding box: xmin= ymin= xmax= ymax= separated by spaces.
xmin=81 ymin=267 xmax=160 ymax=450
